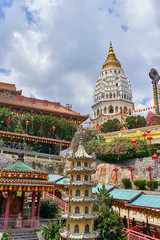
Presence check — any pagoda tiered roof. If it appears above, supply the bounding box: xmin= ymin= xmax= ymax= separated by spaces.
xmin=65 ymin=180 xmax=97 ymax=187
xmin=61 ymin=212 xmax=99 ymax=220
xmin=62 ymin=195 xmax=97 ymax=203
xmin=60 ymin=229 xmax=100 ymax=240
xmin=67 ymin=166 xmax=96 ymax=174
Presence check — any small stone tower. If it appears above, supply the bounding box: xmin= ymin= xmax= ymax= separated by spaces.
xmin=60 ymin=130 xmax=100 ymax=239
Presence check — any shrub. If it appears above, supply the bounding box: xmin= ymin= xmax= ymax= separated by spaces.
xmin=40 ymin=199 xmax=59 ymax=219
xmin=122 ymin=178 xmax=132 ymax=189
xmin=145 ymin=180 xmax=159 ymax=191
xmin=133 ymin=180 xmax=146 ymax=190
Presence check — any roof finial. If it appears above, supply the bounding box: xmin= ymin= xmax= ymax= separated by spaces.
xmin=110 ymin=41 xmax=112 ymax=46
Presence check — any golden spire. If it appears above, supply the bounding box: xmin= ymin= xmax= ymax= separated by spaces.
xmin=102 ymin=42 xmax=121 ymax=69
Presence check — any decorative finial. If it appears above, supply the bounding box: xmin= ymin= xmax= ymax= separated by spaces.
xmin=110 ymin=41 xmax=112 ymax=46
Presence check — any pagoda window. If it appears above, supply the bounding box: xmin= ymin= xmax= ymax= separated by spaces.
xmin=84 ymin=162 xmax=88 ymax=167
xmin=85 ymin=190 xmax=89 ymax=197
xmin=97 ymin=109 xmax=100 ymax=116
xmin=85 ymin=206 xmax=89 ymax=214
xmin=109 ymin=93 xmax=112 ymax=99
xmin=72 ymin=162 xmax=74 ymax=167
xmin=68 ymin=224 xmax=70 ymax=231
xmin=85 ymin=224 xmax=89 ymax=233
xmin=70 ymin=190 xmax=72 ymax=196
xmin=77 ymin=162 xmax=81 ymax=167
xmin=84 ymin=175 xmax=88 ymax=181
xmin=75 ymin=206 xmax=80 ymax=214
xmin=113 ymin=93 xmax=116 ymax=98
xmin=106 ymin=94 xmax=108 ymax=99
xmin=76 ymin=190 xmax=80 ymax=197
xmin=74 ymin=225 xmax=79 ymax=233
xmin=115 ymin=106 xmax=118 ymax=113
xmin=71 ymin=175 xmax=73 ymax=180
xmin=69 ymin=206 xmax=71 ymax=213
xmin=76 ymin=175 xmax=81 ymax=181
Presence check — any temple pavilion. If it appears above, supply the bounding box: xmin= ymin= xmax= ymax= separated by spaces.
xmin=60 ymin=131 xmax=100 ymax=239
xmin=0 ymin=153 xmax=55 ymax=231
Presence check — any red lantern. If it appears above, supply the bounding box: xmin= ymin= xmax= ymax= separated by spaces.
xmin=131 ymin=139 xmax=137 ymax=151
xmin=135 ymin=119 xmax=138 ymax=127
xmin=4 ymin=186 xmax=8 ymax=191
xmin=31 ymin=186 xmax=34 ymax=191
xmin=25 ymin=121 xmax=30 ymax=132
xmin=147 ymin=136 xmax=153 ymax=148
xmin=52 ymin=126 xmax=56 ymax=134
xmin=39 ymin=175 xmax=41 ymax=179
xmin=6 ymin=118 xmax=12 ymax=131
xmin=98 ymin=125 xmax=101 ymax=133
xmin=146 ymin=130 xmax=151 ymax=134
xmin=38 ymin=187 xmax=42 ymax=192
xmin=30 ymin=174 xmax=33 ymax=179
xmin=128 ymin=167 xmax=135 ymax=181
xmin=3 ymin=172 xmax=6 ymax=178
xmin=113 ymin=168 xmax=119 ymax=181
xmin=146 ymin=166 xmax=153 ymax=182
xmin=14 ymin=173 xmax=17 ymax=178
xmin=23 ymin=186 xmax=26 ymax=192
xmin=152 ymin=154 xmax=159 ymax=168
xmin=13 ymin=186 xmax=17 ymax=191
xmin=25 ymin=173 xmax=28 ymax=178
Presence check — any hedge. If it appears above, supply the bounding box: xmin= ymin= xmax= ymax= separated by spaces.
xmin=133 ymin=180 xmax=146 ymax=190
xmin=122 ymin=178 xmax=132 ymax=189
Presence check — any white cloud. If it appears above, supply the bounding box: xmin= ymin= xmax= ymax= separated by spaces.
xmin=0 ymin=0 xmax=160 ymax=117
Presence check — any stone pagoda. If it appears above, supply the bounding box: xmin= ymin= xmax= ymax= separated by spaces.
xmin=60 ymin=131 xmax=100 ymax=239
xmin=92 ymin=42 xmax=134 ymax=124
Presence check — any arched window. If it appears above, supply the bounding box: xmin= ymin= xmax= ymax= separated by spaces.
xmin=106 ymin=93 xmax=108 ymax=99
xmin=97 ymin=109 xmax=100 ymax=116
xmin=85 ymin=206 xmax=89 ymax=214
xmin=115 ymin=106 xmax=118 ymax=113
xmin=70 ymin=190 xmax=72 ymax=196
xmin=76 ymin=190 xmax=80 ymax=197
xmin=113 ymin=93 xmax=116 ymax=98
xmin=85 ymin=224 xmax=89 ymax=233
xmin=74 ymin=225 xmax=79 ymax=233
xmin=108 ymin=105 xmax=114 ymax=114
xmin=84 ymin=175 xmax=88 ymax=181
xmin=72 ymin=162 xmax=74 ymax=167
xmin=77 ymin=162 xmax=81 ymax=167
xmin=75 ymin=206 xmax=80 ymax=214
xmin=69 ymin=206 xmax=71 ymax=213
xmin=124 ymin=106 xmax=127 ymax=113
xmin=76 ymin=175 xmax=81 ymax=181
xmin=104 ymin=107 xmax=107 ymax=114
xmin=71 ymin=175 xmax=73 ymax=180
xmin=85 ymin=190 xmax=88 ymax=197
xmin=109 ymin=93 xmax=112 ymax=99
xmin=84 ymin=162 xmax=88 ymax=167
xmin=68 ymin=224 xmax=70 ymax=231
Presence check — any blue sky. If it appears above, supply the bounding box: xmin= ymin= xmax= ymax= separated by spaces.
xmin=0 ymin=0 xmax=160 ymax=117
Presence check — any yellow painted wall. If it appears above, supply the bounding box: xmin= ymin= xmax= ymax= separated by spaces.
xmin=68 ymin=202 xmax=93 ymax=214
xmin=71 ymin=172 xmax=92 ymax=181
xmin=66 ymin=219 xmax=94 ymax=233
xmin=69 ymin=187 xmax=92 ymax=197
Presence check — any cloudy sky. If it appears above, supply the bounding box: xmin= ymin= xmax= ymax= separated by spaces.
xmin=0 ymin=0 xmax=160 ymax=118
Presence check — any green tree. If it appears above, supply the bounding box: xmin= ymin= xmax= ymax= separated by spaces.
xmin=94 ymin=185 xmax=127 ymax=240
xmin=101 ymin=119 xmax=120 ymax=133
xmin=126 ymin=115 xmax=146 ymax=129
xmin=40 ymin=199 xmax=59 ymax=219
xmin=32 ymin=115 xmax=41 ymax=136
xmin=41 ymin=219 xmax=60 ymax=240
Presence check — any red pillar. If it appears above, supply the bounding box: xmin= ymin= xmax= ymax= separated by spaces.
xmin=30 ymin=191 xmax=36 ymax=227
xmin=36 ymin=192 xmax=41 ymax=220
xmin=4 ymin=191 xmax=11 ymax=231
xmin=21 ymin=191 xmax=25 ymax=214
xmin=146 ymin=215 xmax=148 ymax=225
xmin=127 ymin=208 xmax=130 ymax=229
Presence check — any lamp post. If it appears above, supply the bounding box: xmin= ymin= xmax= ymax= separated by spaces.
xmin=152 ymin=154 xmax=159 ymax=168
xmin=25 ymin=121 xmax=29 ymax=133
xmin=142 ymin=132 xmax=147 ymax=141
xmin=135 ymin=119 xmax=138 ymax=128
xmin=116 ymin=123 xmax=120 ymax=131
xmin=131 ymin=139 xmax=137 ymax=151
xmin=147 ymin=136 xmax=153 ymax=148
xmin=6 ymin=118 xmax=12 ymax=131
xmin=146 ymin=166 xmax=153 ymax=182
xmin=128 ymin=167 xmax=135 ymax=181
xmin=113 ymin=168 xmax=119 ymax=181
xmin=52 ymin=126 xmax=56 ymax=137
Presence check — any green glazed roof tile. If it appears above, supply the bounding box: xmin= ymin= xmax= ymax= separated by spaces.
xmin=4 ymin=161 xmax=35 ymax=171
xmin=109 ymin=189 xmax=142 ymax=201
xmin=127 ymin=195 xmax=160 ymax=209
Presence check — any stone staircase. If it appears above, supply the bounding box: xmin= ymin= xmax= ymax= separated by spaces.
xmin=9 ymin=229 xmax=39 ymax=240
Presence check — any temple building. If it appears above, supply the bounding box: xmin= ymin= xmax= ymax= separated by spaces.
xmin=60 ymin=131 xmax=100 ymax=239
xmin=0 ymin=82 xmax=89 ymax=124
xmin=92 ymin=42 xmax=134 ymax=124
